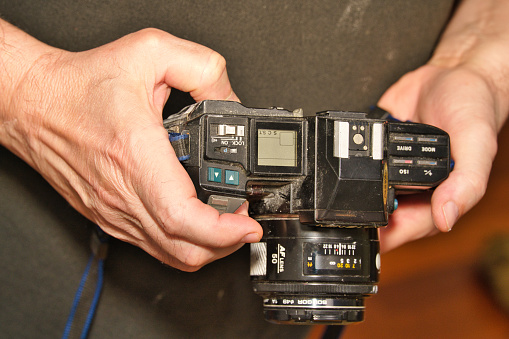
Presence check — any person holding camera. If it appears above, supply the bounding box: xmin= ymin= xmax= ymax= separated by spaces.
xmin=1 ymin=0 xmax=508 ymax=337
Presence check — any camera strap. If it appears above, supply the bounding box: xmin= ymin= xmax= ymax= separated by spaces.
xmin=169 ymin=132 xmax=190 ymax=161
xmin=62 ymin=226 xmax=109 ymax=339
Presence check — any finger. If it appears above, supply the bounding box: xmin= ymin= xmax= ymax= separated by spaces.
xmin=377 ymin=66 xmax=437 ymax=121
xmin=380 ymin=193 xmax=438 ymax=253
xmin=138 ymin=233 xmax=247 ymax=272
xmin=147 ymin=30 xmax=240 ymax=102
xmin=167 ymin=196 xmax=263 ymax=247
xmin=381 ymin=65 xmax=498 ymax=235
xmin=416 ymin=70 xmax=498 ymax=232
xmin=430 ymin=119 xmax=496 ymax=232
xmin=134 ymin=133 xmax=262 ymax=249
xmin=163 ymin=158 xmax=262 ymax=248
xmin=160 ymin=196 xmax=255 ymax=270
xmin=234 ymin=200 xmax=250 ymax=217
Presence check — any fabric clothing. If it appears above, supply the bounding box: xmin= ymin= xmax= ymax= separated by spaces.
xmin=0 ymin=1 xmax=455 ymax=338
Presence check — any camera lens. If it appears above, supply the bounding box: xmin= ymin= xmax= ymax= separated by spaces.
xmin=250 ymin=219 xmax=379 ymax=325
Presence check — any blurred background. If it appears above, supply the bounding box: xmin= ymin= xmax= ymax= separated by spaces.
xmin=309 ymin=122 xmax=509 ymax=338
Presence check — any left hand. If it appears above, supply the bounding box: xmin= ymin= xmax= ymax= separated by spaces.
xmin=376 ymin=0 xmax=509 ymax=252
xmin=378 ymin=64 xmax=503 ymax=252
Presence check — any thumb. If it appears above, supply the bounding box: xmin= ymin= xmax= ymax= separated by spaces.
xmin=430 ymin=115 xmax=497 ymax=232
xmin=418 ymin=69 xmax=499 ymax=232
xmin=378 ymin=65 xmax=439 ymax=121
xmin=135 ymin=135 xmax=262 ymax=247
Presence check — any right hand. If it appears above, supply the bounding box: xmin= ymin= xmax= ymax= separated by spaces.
xmin=0 ymin=26 xmax=262 ymax=271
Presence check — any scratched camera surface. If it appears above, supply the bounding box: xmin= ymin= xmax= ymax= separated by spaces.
xmin=164 ymin=100 xmax=451 ymax=325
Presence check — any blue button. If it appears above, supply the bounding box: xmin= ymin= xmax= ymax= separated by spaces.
xmin=208 ymin=167 xmax=222 ymax=183
xmin=225 ymin=170 xmax=239 ymax=185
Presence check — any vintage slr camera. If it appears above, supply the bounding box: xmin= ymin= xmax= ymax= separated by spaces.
xmin=163 ymin=100 xmax=451 ymax=325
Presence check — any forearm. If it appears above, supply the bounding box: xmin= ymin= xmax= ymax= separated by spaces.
xmin=0 ymin=19 xmax=59 ymax=164
xmin=431 ymin=0 xmax=509 ymax=129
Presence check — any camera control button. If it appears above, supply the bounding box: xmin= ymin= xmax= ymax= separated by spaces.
xmin=208 ymin=195 xmax=246 ymax=214
xmin=353 ymin=133 xmax=364 ymax=145
xmin=217 ymin=124 xmax=239 ymax=136
xmin=237 ymin=125 xmax=245 ymax=137
xmin=214 ymin=146 xmax=239 ymax=155
xmin=208 ymin=167 xmax=222 ymax=183
xmin=225 ymin=170 xmax=239 ymax=185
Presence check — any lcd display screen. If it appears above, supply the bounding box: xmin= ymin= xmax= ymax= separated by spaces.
xmin=257 ymin=129 xmax=297 ymax=167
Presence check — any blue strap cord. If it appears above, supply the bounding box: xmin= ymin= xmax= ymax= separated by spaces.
xmin=81 ymin=259 xmax=104 ymax=339
xmin=385 ymin=113 xmax=411 ymax=123
xmin=62 ymin=256 xmax=94 ymax=339
xmin=169 ymin=132 xmax=187 ymax=141
xmin=62 ymin=227 xmax=109 ymax=339
xmin=169 ymin=133 xmax=190 ymax=161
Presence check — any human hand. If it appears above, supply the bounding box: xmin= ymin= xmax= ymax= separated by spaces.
xmin=0 ymin=27 xmax=262 ymax=271
xmin=378 ymin=65 xmax=501 ymax=252
xmin=376 ymin=0 xmax=509 ymax=252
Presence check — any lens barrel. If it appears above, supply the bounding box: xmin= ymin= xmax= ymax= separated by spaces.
xmin=250 ymin=219 xmax=379 ymax=325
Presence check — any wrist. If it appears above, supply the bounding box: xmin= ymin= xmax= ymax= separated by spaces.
xmin=0 ymin=19 xmax=61 ymax=163
xmin=429 ymin=0 xmax=509 ymax=129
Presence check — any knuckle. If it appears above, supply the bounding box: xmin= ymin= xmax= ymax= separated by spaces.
xmin=180 ymin=266 xmax=202 ymax=273
xmin=200 ymin=50 xmax=227 ymax=85
xmin=459 ymin=170 xmax=489 ymax=210
xmin=485 ymin=132 xmax=499 ymax=161
xmin=179 ymin=249 xmax=210 ymax=271
xmin=158 ymin=202 xmax=188 ymax=235
xmin=130 ymin=28 xmax=168 ymax=51
xmin=469 ymin=175 xmax=488 ymax=199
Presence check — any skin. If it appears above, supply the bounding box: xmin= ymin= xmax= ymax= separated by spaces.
xmin=378 ymin=0 xmax=509 ymax=252
xmin=1 ymin=0 xmax=509 ymax=269
xmin=0 ymin=22 xmax=262 ymax=272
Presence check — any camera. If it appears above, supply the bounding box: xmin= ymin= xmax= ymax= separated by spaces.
xmin=163 ymin=100 xmax=451 ymax=325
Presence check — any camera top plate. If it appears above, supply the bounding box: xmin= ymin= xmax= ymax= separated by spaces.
xmin=164 ymin=100 xmax=451 ymax=227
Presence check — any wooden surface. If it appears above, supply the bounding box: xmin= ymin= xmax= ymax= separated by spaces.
xmin=339 ymin=124 xmax=509 ymax=338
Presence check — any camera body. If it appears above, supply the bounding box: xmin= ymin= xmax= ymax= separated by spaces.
xmin=164 ymin=100 xmax=451 ymax=324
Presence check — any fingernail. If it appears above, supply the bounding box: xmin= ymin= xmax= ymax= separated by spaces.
xmin=234 ymin=201 xmax=249 ymax=215
xmin=442 ymin=201 xmax=459 ymax=232
xmin=241 ymin=233 xmax=261 ymax=243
